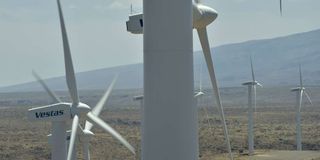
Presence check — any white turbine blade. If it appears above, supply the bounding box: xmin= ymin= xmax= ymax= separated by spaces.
xmin=280 ymin=0 xmax=283 ymax=15
xmin=67 ymin=115 xmax=79 ymax=160
xmin=298 ymin=90 xmax=303 ymax=112
xmin=250 ymin=56 xmax=255 ymax=82
xmin=92 ymin=75 xmax=118 ymax=116
xmin=299 ymin=65 xmax=303 ymax=88
xmin=197 ymin=28 xmax=233 ymax=160
xmin=57 ymin=0 xmax=79 ymax=105
xmin=86 ymin=112 xmax=135 ymax=154
xmin=257 ymin=82 xmax=263 ymax=87
xmin=304 ymin=91 xmax=313 ymax=106
xmin=84 ymin=75 xmax=118 ymax=131
xmin=32 ymin=70 xmax=61 ymax=103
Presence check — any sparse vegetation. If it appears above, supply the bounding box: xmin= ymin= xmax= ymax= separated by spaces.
xmin=0 ymin=87 xmax=320 ymax=159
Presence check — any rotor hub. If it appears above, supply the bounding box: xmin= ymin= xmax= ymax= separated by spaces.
xmin=70 ymin=102 xmax=91 ymax=117
xmin=193 ymin=4 xmax=218 ymax=29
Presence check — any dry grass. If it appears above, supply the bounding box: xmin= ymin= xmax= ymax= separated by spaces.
xmin=0 ymin=105 xmax=320 ymax=160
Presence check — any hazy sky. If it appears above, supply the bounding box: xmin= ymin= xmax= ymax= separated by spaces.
xmin=0 ymin=0 xmax=319 ymax=87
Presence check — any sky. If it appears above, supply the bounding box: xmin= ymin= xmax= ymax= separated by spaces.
xmin=0 ymin=0 xmax=319 ymax=87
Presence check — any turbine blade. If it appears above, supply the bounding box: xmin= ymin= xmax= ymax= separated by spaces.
xmin=32 ymin=70 xmax=61 ymax=103
xmin=67 ymin=115 xmax=79 ymax=160
xmin=57 ymin=0 xmax=79 ymax=105
xmin=304 ymin=91 xmax=313 ymax=106
xmin=250 ymin=56 xmax=255 ymax=82
xmin=280 ymin=0 xmax=282 ymax=15
xmin=86 ymin=112 xmax=135 ymax=154
xmin=84 ymin=75 xmax=118 ymax=131
xmin=197 ymin=28 xmax=233 ymax=160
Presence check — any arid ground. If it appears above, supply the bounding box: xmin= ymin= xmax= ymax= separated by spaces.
xmin=0 ymin=87 xmax=320 ymax=159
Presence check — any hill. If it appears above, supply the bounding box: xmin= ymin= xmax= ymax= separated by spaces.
xmin=1 ymin=29 xmax=320 ymax=92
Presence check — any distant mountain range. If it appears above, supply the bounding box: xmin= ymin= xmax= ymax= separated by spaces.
xmin=1 ymin=29 xmax=320 ymax=93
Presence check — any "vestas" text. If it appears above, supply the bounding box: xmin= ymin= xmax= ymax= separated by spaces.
xmin=35 ymin=110 xmax=64 ymax=118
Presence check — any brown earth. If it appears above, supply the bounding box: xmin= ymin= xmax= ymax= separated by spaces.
xmin=1 ymin=105 xmax=320 ymax=160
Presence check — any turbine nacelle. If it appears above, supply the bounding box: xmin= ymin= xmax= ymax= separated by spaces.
xmin=133 ymin=95 xmax=144 ymax=101
xmin=194 ymin=91 xmax=205 ymax=98
xmin=193 ymin=3 xmax=218 ymax=29
xmin=242 ymin=81 xmax=262 ymax=87
xmin=126 ymin=3 xmax=218 ymax=34
xmin=291 ymin=87 xmax=305 ymax=92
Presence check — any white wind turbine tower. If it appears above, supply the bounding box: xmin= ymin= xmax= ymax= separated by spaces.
xmin=128 ymin=0 xmax=233 ymax=159
xmin=28 ymin=1 xmax=135 ymax=160
xmin=242 ymin=56 xmax=262 ymax=155
xmin=142 ymin=0 xmax=195 ymax=159
xmin=194 ymin=61 xmax=214 ymax=136
xmin=31 ymin=71 xmax=75 ymax=160
xmin=291 ymin=65 xmax=312 ymax=151
xmin=194 ymin=61 xmax=206 ymax=128
xmin=195 ymin=61 xmax=204 ymax=98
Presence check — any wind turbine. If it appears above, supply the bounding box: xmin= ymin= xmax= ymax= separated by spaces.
xmin=56 ymin=0 xmax=135 ymax=159
xmin=242 ymin=56 xmax=262 ymax=155
xmin=194 ymin=61 xmax=214 ymax=136
xmin=128 ymin=0 xmax=233 ymax=159
xmin=194 ymin=1 xmax=235 ymax=159
xmin=28 ymin=1 xmax=135 ymax=160
xmin=33 ymin=71 xmax=121 ymax=160
xmin=32 ymin=71 xmax=118 ymax=160
xmin=191 ymin=4 xmax=236 ymax=155
xmin=291 ymin=65 xmax=312 ymax=151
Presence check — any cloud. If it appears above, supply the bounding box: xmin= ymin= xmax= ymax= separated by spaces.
xmin=107 ymin=1 xmax=127 ymax=10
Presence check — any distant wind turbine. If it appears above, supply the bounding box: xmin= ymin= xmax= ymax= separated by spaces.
xmin=242 ymin=56 xmax=262 ymax=155
xmin=194 ymin=61 xmax=215 ymax=136
xmin=195 ymin=61 xmax=204 ymax=98
xmin=290 ymin=65 xmax=312 ymax=151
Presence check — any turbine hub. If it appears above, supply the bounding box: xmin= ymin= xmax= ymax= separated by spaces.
xmin=77 ymin=102 xmax=91 ymax=113
xmin=193 ymin=4 xmax=218 ymax=29
xmin=71 ymin=102 xmax=91 ymax=116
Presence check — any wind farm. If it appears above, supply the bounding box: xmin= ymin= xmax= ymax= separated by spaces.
xmin=1 ymin=0 xmax=320 ymax=160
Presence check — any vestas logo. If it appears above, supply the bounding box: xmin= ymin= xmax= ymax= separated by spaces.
xmin=35 ymin=110 xmax=64 ymax=118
